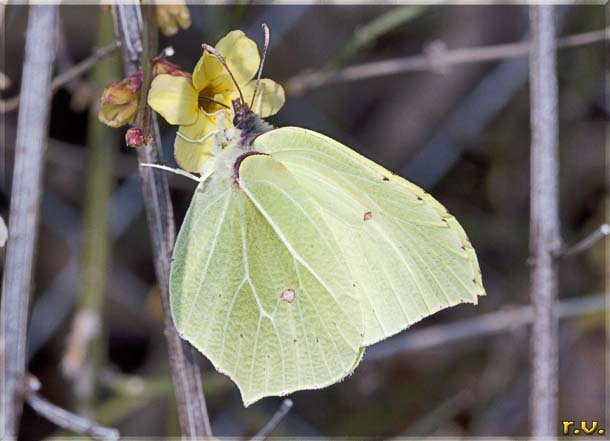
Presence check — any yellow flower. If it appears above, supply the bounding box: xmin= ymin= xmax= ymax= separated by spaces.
xmin=148 ymin=30 xmax=285 ymax=173
xmin=156 ymin=3 xmax=191 ymax=37
xmin=98 ymin=60 xmax=187 ymax=129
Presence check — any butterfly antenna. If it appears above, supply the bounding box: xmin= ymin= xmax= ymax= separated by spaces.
xmin=202 ymin=43 xmax=246 ymax=104
xmin=250 ymin=23 xmax=270 ymax=108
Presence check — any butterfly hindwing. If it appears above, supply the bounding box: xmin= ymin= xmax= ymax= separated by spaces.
xmin=170 ymin=155 xmax=364 ymax=406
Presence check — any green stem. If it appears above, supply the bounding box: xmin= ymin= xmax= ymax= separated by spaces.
xmin=64 ymin=8 xmax=119 ymax=414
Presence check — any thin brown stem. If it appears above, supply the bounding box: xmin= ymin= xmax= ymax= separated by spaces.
xmin=529 ymin=5 xmax=560 ymax=437
xmin=0 ymin=6 xmax=59 ymax=438
xmin=18 ymin=375 xmax=119 ymax=440
xmin=55 ymin=16 xmax=88 ymax=95
xmin=0 ymin=40 xmax=120 ymax=113
xmin=251 ymin=399 xmax=294 ymax=441
xmin=558 ymin=224 xmax=610 ymax=258
xmin=287 ymin=27 xmax=608 ymax=95
xmin=367 ymin=293 xmax=608 ymax=361
xmin=112 ymin=4 xmax=212 ymax=437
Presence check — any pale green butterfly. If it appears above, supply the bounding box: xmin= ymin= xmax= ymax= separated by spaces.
xmin=146 ymin=26 xmax=485 ymax=406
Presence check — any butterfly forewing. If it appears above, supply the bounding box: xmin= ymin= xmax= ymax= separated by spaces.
xmin=253 ymin=127 xmax=485 ymax=345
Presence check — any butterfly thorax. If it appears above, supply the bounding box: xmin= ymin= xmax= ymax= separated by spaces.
xmin=201 ymin=100 xmax=271 ymax=181
xmin=232 ymin=98 xmax=273 ymax=147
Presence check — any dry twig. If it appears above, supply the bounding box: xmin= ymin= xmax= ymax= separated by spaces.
xmin=18 ymin=375 xmax=119 ymax=440
xmin=287 ymin=27 xmax=608 ymax=95
xmin=528 ymin=5 xmax=560 ymax=437
xmin=558 ymin=224 xmax=610 ymax=258
xmin=366 ymin=293 xmax=607 ymax=361
xmin=112 ymin=4 xmax=212 ymax=437
xmin=0 ymin=6 xmax=58 ymax=437
xmin=0 ymin=40 xmax=120 ymax=113
xmin=251 ymin=399 xmax=294 ymax=441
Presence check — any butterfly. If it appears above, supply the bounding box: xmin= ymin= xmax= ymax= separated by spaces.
xmin=147 ymin=25 xmax=485 ymax=406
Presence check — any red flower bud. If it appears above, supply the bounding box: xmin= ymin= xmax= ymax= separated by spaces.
xmin=125 ymin=127 xmax=150 ymax=148
xmin=152 ymin=58 xmax=190 ymax=78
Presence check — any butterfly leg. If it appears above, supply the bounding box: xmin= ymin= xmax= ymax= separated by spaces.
xmin=176 ymin=130 xmax=220 ymax=144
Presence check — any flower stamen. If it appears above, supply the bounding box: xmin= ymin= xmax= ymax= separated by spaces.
xmin=198 ymin=94 xmax=230 ymax=110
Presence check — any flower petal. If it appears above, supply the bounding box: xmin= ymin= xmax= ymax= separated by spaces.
xmin=98 ymin=100 xmax=138 ymax=128
xmin=240 ymin=79 xmax=285 ymax=117
xmin=218 ymin=31 xmax=260 ymax=84
xmin=148 ymin=74 xmax=198 ymax=126
xmin=174 ymin=112 xmax=217 ymax=173
xmin=193 ymin=30 xmax=260 ymax=94
xmin=192 ymin=52 xmax=224 ymax=92
xmin=156 ymin=4 xmax=191 ymax=37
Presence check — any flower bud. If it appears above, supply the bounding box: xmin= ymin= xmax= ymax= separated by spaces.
xmin=100 ymin=70 xmax=142 ymax=105
xmin=152 ymin=58 xmax=190 ymax=78
xmin=98 ymin=101 xmax=139 ymax=128
xmin=156 ymin=4 xmax=191 ymax=37
xmin=98 ymin=71 xmax=143 ymax=128
xmin=125 ymin=127 xmax=147 ymax=148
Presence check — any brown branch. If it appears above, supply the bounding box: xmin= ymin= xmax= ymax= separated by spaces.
xmin=111 ymin=4 xmax=212 ymax=437
xmin=55 ymin=16 xmax=88 ymax=95
xmin=558 ymin=223 xmax=610 ymax=258
xmin=529 ymin=5 xmax=560 ymax=437
xmin=251 ymin=399 xmax=294 ymax=441
xmin=286 ymin=27 xmax=608 ymax=95
xmin=0 ymin=40 xmax=120 ymax=113
xmin=0 ymin=6 xmax=59 ymax=438
xmin=366 ymin=293 xmax=608 ymax=361
xmin=17 ymin=375 xmax=119 ymax=440
xmin=398 ymin=389 xmax=473 ymax=437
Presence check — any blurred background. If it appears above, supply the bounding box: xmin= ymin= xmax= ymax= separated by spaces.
xmin=0 ymin=3 xmax=607 ymax=439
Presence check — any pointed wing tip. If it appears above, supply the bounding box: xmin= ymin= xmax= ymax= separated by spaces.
xmin=236 ymin=346 xmax=365 ymax=407
xmin=241 ymin=396 xmax=255 ymax=408
xmin=239 ymin=388 xmax=289 ymax=408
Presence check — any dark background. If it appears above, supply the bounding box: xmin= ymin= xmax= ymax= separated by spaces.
xmin=1 ymin=4 xmax=607 ymax=439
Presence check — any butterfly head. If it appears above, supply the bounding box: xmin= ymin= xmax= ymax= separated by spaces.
xmin=232 ymin=98 xmax=273 ymax=147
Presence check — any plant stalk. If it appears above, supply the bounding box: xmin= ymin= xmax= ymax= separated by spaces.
xmin=528 ymin=5 xmax=561 ymax=437
xmin=61 ymin=9 xmax=119 ymax=414
xmin=111 ymin=4 xmax=212 ymax=437
xmin=0 ymin=5 xmax=59 ymax=438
